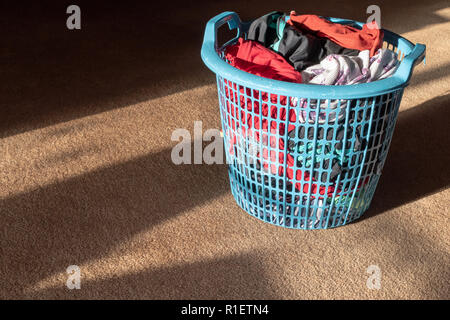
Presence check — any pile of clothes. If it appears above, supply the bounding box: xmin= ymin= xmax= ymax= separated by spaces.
xmin=221 ymin=11 xmax=399 ymax=226
xmin=225 ymin=11 xmax=399 ymax=85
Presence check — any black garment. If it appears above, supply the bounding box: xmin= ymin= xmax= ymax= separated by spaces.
xmin=247 ymin=12 xmax=360 ymax=71
xmin=247 ymin=11 xmax=284 ymax=47
xmin=278 ymin=25 xmax=360 ymax=71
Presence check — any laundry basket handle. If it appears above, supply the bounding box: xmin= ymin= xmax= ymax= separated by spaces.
xmin=203 ymin=11 xmax=242 ymax=51
xmin=395 ymin=43 xmax=426 ymax=84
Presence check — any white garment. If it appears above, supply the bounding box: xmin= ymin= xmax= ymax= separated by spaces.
xmin=295 ymin=48 xmax=399 ymax=124
xmin=301 ymin=48 xmax=399 ymax=85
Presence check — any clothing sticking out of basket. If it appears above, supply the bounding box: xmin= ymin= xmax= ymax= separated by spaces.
xmin=301 ymin=48 xmax=399 ymax=85
xmin=242 ymin=12 xmax=400 ymax=124
xmin=298 ymin=48 xmax=400 ymax=123
xmin=224 ymin=38 xmax=302 ymax=82
xmin=248 ymin=11 xmax=360 ymax=71
xmin=287 ymin=11 xmax=383 ymax=57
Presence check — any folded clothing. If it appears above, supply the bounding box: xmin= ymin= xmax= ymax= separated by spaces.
xmin=288 ymin=11 xmax=383 ymax=56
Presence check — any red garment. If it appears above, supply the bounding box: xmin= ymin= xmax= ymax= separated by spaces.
xmin=288 ymin=11 xmax=383 ymax=57
xmin=223 ymin=39 xmax=337 ymax=196
xmin=225 ymin=38 xmax=302 ymax=83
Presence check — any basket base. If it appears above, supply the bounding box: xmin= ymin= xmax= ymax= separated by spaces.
xmin=228 ymin=174 xmax=373 ymax=230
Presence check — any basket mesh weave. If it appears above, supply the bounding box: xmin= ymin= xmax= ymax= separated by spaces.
xmin=216 ymin=56 xmax=404 ymax=229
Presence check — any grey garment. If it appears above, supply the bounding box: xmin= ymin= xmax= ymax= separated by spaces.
xmin=277 ymin=25 xmax=360 ymax=71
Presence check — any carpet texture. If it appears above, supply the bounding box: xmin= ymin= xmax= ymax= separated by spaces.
xmin=0 ymin=0 xmax=449 ymax=299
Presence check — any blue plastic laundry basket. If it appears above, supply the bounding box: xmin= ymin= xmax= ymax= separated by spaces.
xmin=201 ymin=11 xmax=426 ymax=229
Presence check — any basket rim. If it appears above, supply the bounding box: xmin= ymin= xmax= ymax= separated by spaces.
xmin=201 ymin=12 xmax=426 ymax=99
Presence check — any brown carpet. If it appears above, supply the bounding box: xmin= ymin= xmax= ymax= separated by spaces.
xmin=1 ymin=0 xmax=449 ymax=299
